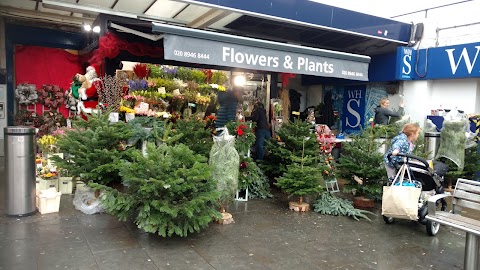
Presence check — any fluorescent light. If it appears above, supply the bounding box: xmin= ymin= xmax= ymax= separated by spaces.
xmin=92 ymin=26 xmax=100 ymax=33
xmin=83 ymin=24 xmax=91 ymax=31
xmin=234 ymin=75 xmax=246 ymax=86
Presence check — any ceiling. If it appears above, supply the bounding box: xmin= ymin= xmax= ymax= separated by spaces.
xmin=0 ymin=0 xmax=408 ymax=56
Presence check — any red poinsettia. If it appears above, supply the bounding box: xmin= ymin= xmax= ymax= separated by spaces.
xmin=237 ymin=124 xmax=247 ymax=136
xmin=206 ymin=115 xmax=217 ymax=122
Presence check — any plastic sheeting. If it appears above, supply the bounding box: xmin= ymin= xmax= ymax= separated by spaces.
xmin=209 ymin=128 xmax=240 ymax=205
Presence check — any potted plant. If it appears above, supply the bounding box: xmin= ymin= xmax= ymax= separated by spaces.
xmin=338 ymin=127 xmax=386 ymax=208
xmin=275 ymin=136 xmax=323 ymax=212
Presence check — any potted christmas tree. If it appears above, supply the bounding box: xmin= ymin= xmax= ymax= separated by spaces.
xmin=338 ymin=127 xmax=386 ymax=208
xmin=275 ymin=137 xmax=323 ymax=212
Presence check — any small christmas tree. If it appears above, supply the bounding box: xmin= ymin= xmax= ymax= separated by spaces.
xmin=275 ymin=138 xmax=323 ymax=211
xmin=338 ymin=127 xmax=385 ymax=201
xmin=52 ymin=111 xmax=134 ymax=186
xmin=93 ymin=143 xmax=220 ymax=237
xmin=173 ymin=116 xmax=212 ymax=157
xmin=264 ymin=119 xmax=318 ymax=177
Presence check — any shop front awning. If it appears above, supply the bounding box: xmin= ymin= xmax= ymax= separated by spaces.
xmin=152 ymin=22 xmax=370 ymax=81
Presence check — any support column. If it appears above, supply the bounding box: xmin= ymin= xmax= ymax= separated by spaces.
xmin=465 ymin=233 xmax=478 ymax=270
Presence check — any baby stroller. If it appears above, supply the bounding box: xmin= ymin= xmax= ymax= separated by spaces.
xmin=382 ymin=153 xmax=448 ymax=236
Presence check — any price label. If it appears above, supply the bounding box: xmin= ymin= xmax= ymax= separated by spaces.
xmin=188 ymin=103 xmax=196 ymax=107
xmin=292 ymin=111 xmax=300 ymax=116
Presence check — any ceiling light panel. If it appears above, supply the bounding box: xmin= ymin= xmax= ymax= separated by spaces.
xmin=79 ymin=0 xmax=117 ymax=9
xmin=145 ymin=0 xmax=187 ymax=18
xmin=0 ymin=0 xmax=37 ymax=10
xmin=174 ymin=4 xmax=211 ymax=21
xmin=114 ymin=0 xmax=154 ymax=14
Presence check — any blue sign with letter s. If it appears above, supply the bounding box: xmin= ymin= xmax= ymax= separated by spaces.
xmin=342 ymin=86 xmax=367 ymax=134
xmin=395 ymin=47 xmax=415 ymax=80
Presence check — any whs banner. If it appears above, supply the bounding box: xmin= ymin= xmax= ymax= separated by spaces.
xmin=342 ymin=86 xmax=367 ymax=134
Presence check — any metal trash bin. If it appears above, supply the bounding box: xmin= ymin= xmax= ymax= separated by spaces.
xmin=425 ymin=132 xmax=441 ymax=160
xmin=4 ymin=127 xmax=37 ymax=216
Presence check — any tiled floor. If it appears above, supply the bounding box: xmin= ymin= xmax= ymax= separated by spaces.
xmin=0 ymin=157 xmax=466 ymax=270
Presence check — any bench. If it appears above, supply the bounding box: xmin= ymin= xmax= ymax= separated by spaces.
xmin=426 ymin=178 xmax=480 ymax=270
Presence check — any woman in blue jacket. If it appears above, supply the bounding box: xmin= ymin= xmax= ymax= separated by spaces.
xmin=384 ymin=123 xmax=421 ymax=180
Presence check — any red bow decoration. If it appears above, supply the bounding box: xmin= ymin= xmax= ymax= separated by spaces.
xmin=237 ymin=124 xmax=247 ymax=136
xmin=280 ymin=73 xmax=296 ymax=88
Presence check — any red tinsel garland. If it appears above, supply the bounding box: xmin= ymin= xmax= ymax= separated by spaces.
xmin=89 ymin=32 xmax=164 ymax=64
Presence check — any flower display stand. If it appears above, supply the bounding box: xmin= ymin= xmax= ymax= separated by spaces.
xmin=59 ymin=177 xmax=73 ymax=194
xmin=37 ymin=188 xmax=62 ymax=214
xmin=36 ymin=177 xmax=59 ymax=192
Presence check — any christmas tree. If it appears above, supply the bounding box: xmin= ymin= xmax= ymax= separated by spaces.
xmin=238 ymin=157 xmax=271 ymax=199
xmin=93 ymin=143 xmax=220 ymax=237
xmin=173 ymin=116 xmax=213 ymax=157
xmin=337 ymin=128 xmax=385 ymax=200
xmin=275 ymin=138 xmax=323 ymax=206
xmin=264 ymin=119 xmax=318 ymax=177
xmin=52 ymin=111 xmax=134 ymax=186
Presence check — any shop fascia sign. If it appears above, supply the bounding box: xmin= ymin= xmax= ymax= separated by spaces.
xmin=396 ymin=42 xmax=480 ymax=80
xmin=163 ymin=34 xmax=369 ymax=81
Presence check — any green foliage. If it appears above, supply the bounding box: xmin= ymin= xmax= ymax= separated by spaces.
xmin=151 ymin=78 xmax=181 ymax=93
xmin=313 ymin=193 xmax=375 ymax=221
xmin=191 ymin=69 xmax=207 ymax=84
xmin=211 ymin=71 xmax=228 ymax=85
xmin=238 ymin=157 xmax=272 ymax=199
xmin=94 ymin=143 xmax=221 ymax=237
xmin=275 ymin=154 xmax=323 ymax=199
xmin=436 ymin=120 xmax=467 ymax=169
xmin=338 ymin=127 xmax=386 ymax=200
xmin=444 ymin=147 xmax=480 ymax=182
xmin=264 ymin=119 xmax=319 ymax=177
xmin=176 ymin=67 xmax=194 ymax=82
xmin=412 ymin=132 xmax=430 ymax=159
xmin=147 ymin=64 xmax=166 ymax=79
xmin=173 ymin=116 xmax=213 ymax=157
xmin=225 ymin=121 xmax=256 ymax=155
xmin=372 ymin=124 xmax=399 ymax=139
xmin=127 ymin=117 xmax=182 ymax=146
xmin=51 ymin=111 xmax=135 ymax=186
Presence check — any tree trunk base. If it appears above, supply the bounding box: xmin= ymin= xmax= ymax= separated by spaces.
xmin=289 ymin=201 xmax=310 ymax=212
xmin=215 ymin=212 xmax=235 ymax=225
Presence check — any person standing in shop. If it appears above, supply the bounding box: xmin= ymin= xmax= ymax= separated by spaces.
xmin=251 ymin=102 xmax=271 ymax=160
xmin=374 ymin=97 xmax=404 ymax=125
xmin=216 ymin=86 xmax=243 ymax=128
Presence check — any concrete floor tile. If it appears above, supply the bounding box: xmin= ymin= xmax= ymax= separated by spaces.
xmin=84 ymin=226 xmax=139 ymax=253
xmin=76 ymin=213 xmax=124 ymax=229
xmin=94 ymin=248 xmax=159 ymax=270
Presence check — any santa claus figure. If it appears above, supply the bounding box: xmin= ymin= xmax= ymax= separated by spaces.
xmin=66 ymin=63 xmax=103 ymax=115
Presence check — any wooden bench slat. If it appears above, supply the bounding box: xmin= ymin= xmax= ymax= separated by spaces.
xmin=454 ymin=190 xmax=480 ymax=204
xmin=435 ymin=212 xmax=480 ymax=228
xmin=453 ymin=198 xmax=480 ymax=211
xmin=456 ymin=182 xmax=480 ymax=195
xmin=432 ymin=212 xmax=480 ymax=233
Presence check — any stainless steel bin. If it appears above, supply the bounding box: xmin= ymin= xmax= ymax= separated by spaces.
xmin=4 ymin=127 xmax=36 ymax=216
xmin=425 ymin=132 xmax=441 ymax=160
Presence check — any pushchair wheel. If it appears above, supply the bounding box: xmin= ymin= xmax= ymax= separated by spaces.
xmin=426 ymin=220 xmax=440 ymax=236
xmin=383 ymin=215 xmax=395 ymax=224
